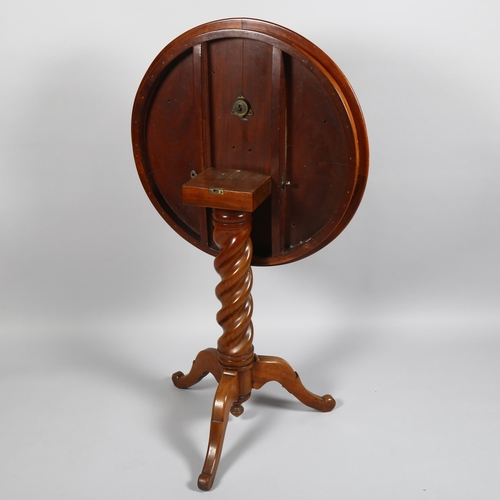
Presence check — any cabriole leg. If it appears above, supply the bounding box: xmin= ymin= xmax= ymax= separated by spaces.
xmin=252 ymin=355 xmax=335 ymax=412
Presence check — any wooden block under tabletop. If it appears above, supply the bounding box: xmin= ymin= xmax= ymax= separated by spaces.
xmin=182 ymin=168 xmax=271 ymax=212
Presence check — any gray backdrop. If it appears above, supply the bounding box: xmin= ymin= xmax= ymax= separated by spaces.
xmin=1 ymin=1 xmax=499 ymax=498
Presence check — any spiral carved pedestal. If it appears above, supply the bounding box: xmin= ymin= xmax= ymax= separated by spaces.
xmin=213 ymin=209 xmax=255 ymax=415
xmin=171 ymin=169 xmax=335 ymax=491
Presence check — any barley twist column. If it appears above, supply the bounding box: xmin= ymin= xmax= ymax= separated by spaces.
xmin=212 ymin=209 xmax=254 ymax=416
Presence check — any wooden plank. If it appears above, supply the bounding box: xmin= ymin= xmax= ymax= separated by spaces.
xmin=270 ymin=46 xmax=287 ymax=254
xmin=193 ymin=43 xmax=212 ymax=244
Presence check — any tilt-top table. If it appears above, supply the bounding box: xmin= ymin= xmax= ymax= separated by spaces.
xmin=131 ymin=18 xmax=369 ymax=490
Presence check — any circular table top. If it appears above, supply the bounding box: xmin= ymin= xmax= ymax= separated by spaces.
xmin=132 ymin=18 xmax=369 ymax=266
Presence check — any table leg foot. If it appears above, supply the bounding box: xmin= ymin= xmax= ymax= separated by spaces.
xmin=252 ymin=355 xmax=335 ymax=412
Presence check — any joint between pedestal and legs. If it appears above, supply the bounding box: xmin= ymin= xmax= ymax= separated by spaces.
xmin=217 ymin=348 xmax=255 ymax=417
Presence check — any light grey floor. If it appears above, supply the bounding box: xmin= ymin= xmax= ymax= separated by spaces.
xmin=2 ymin=317 xmax=498 ymax=499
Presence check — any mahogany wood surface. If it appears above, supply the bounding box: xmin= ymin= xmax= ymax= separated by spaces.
xmin=132 ymin=18 xmax=369 ymax=266
xmin=132 ymin=18 xmax=369 ymax=491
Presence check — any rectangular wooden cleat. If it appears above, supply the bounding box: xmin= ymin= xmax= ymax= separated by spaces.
xmin=182 ymin=168 xmax=271 ymax=212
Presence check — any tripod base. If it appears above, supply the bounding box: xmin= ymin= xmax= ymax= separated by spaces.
xmin=173 ymin=348 xmax=335 ymax=490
